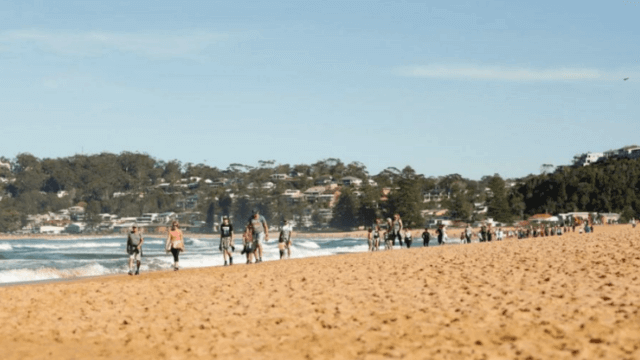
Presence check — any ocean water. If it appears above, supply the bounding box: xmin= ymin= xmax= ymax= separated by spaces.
xmin=0 ymin=236 xmax=453 ymax=285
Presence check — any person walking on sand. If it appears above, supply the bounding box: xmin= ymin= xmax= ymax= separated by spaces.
xmin=404 ymin=227 xmax=413 ymax=248
xmin=465 ymin=224 xmax=473 ymax=244
xmin=436 ymin=224 xmax=444 ymax=245
xmin=249 ymin=209 xmax=269 ymax=263
xmin=241 ymin=224 xmax=254 ymax=264
xmin=278 ymin=220 xmax=293 ymax=259
xmin=367 ymin=227 xmax=374 ymax=251
xmin=384 ymin=229 xmax=393 ymax=250
xmin=421 ymin=228 xmax=431 ymax=247
xmin=479 ymin=224 xmax=487 ymax=243
xmin=392 ymin=214 xmax=403 ymax=247
xmin=219 ymin=217 xmax=234 ymax=266
xmin=165 ymin=221 xmax=185 ymax=271
xmin=126 ymin=225 xmax=144 ymax=275
xmin=373 ymin=225 xmax=381 ymax=251
xmin=486 ymin=224 xmax=493 ymax=242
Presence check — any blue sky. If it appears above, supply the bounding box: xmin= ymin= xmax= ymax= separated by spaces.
xmin=1 ymin=0 xmax=638 ymax=179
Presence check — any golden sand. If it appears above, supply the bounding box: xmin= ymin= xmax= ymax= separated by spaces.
xmin=1 ymin=225 xmax=639 ymax=359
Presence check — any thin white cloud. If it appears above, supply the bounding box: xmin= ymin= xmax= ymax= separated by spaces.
xmin=397 ymin=64 xmax=616 ymax=81
xmin=0 ymin=30 xmax=235 ymax=58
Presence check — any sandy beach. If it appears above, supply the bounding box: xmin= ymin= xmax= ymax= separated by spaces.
xmin=1 ymin=225 xmax=639 ymax=359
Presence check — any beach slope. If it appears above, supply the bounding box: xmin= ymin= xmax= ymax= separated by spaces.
xmin=2 ymin=226 xmax=640 ymax=359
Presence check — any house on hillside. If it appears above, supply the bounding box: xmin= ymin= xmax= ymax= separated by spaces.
xmin=423 ymin=189 xmax=450 ymax=202
xmin=341 ymin=176 xmax=362 ymax=186
xmin=573 ymin=152 xmax=604 ymax=167
xmin=209 ymin=178 xmax=230 ymax=188
xmin=314 ymin=175 xmax=334 ymax=185
xmin=270 ymin=173 xmax=289 ymax=181
xmin=68 ymin=206 xmax=85 ymax=221
xmin=282 ymin=189 xmax=303 ymax=204
xmin=304 ymin=186 xmax=327 ymax=202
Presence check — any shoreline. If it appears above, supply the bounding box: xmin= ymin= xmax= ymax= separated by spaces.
xmin=0 ymin=224 xmax=607 ymax=241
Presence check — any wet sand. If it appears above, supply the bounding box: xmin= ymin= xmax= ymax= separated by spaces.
xmin=1 ymin=225 xmax=639 ymax=359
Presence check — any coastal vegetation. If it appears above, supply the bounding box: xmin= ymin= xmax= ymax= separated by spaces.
xmin=0 ymin=152 xmax=637 ymax=232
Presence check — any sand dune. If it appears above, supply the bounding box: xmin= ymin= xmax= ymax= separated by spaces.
xmin=1 ymin=225 xmax=639 ymax=359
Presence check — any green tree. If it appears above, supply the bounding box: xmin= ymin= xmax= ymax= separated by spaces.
xmin=487 ymin=175 xmax=514 ymax=223
xmin=448 ymin=182 xmax=473 ymax=221
xmin=386 ymin=174 xmax=423 ymax=227
xmin=331 ymin=189 xmax=359 ymax=230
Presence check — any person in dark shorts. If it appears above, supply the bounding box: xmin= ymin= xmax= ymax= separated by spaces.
xmin=373 ymin=225 xmax=381 ymax=251
xmin=219 ymin=217 xmax=234 ymax=266
xmin=436 ymin=224 xmax=444 ymax=245
xmin=464 ymin=224 xmax=472 ymax=244
xmin=241 ymin=224 xmax=254 ymax=264
xmin=480 ymin=224 xmax=487 ymax=243
xmin=421 ymin=228 xmax=431 ymax=246
xmin=403 ymin=227 xmax=413 ymax=248
xmin=127 ymin=225 xmax=144 ymax=275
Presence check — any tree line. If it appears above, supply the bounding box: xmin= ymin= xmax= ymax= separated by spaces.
xmin=2 ymin=151 xmax=635 ymax=232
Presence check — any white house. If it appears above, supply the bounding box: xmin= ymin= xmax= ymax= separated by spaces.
xmin=423 ymin=189 xmax=450 ymax=202
xmin=304 ymin=186 xmax=327 ymax=201
xmin=573 ymin=152 xmax=604 ymax=167
xmin=37 ymin=225 xmax=65 ymax=234
xmin=341 ymin=176 xmax=363 ymax=186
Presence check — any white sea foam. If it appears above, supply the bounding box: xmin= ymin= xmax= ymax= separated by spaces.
xmin=0 ymin=263 xmax=117 ymax=284
xmin=184 ymin=238 xmax=211 ymax=247
xmin=296 ymin=241 xmax=320 ymax=249
xmin=12 ymin=243 xmax=122 ymax=250
xmin=144 ymin=240 xmax=165 ymax=245
xmin=0 ymin=243 xmax=13 ymax=251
